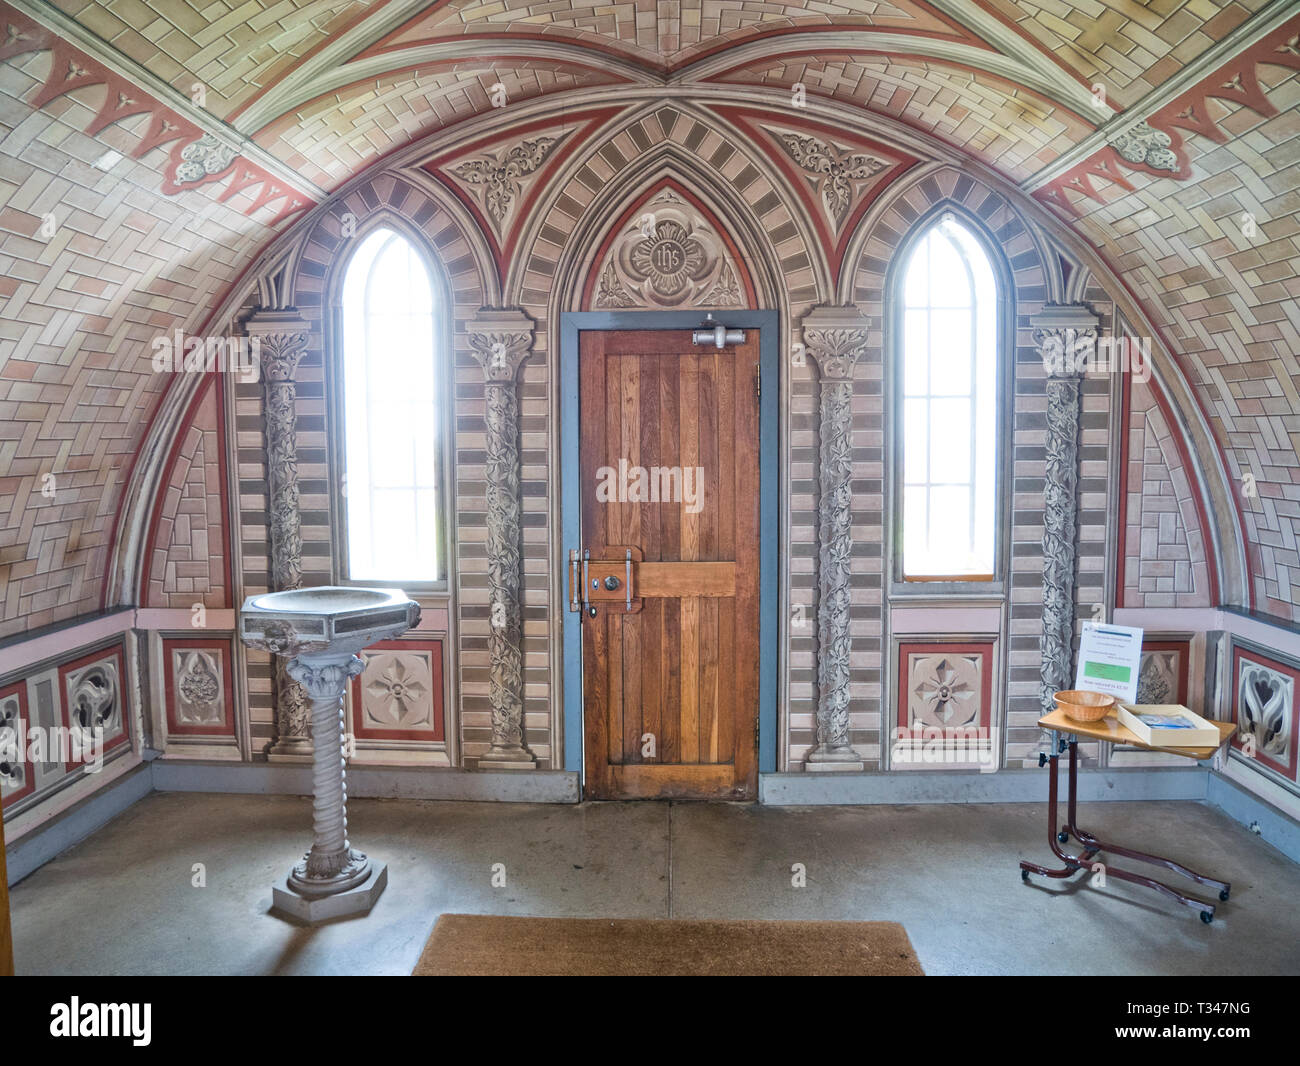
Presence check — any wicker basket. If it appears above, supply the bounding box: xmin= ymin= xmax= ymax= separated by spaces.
xmin=1054 ymin=689 xmax=1115 ymax=722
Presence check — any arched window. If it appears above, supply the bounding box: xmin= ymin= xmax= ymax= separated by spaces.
xmin=899 ymin=212 xmax=999 ymax=579
xmin=340 ymin=226 xmax=442 ymax=583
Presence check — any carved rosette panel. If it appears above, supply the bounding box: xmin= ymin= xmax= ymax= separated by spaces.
xmin=173 ymin=649 xmax=224 ymax=726
xmin=803 ymin=315 xmax=871 ymax=761
xmin=1136 ymin=649 xmax=1180 ymax=705
xmin=1032 ymin=308 xmax=1097 ymax=717
xmin=246 ymin=314 xmax=312 ymax=751
xmin=907 ymin=653 xmax=983 ymax=730
xmin=467 ymin=313 xmax=535 ymax=765
xmin=592 ymin=189 xmax=745 ymax=310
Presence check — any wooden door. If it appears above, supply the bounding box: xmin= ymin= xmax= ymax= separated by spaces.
xmin=577 ymin=329 xmax=760 ymax=800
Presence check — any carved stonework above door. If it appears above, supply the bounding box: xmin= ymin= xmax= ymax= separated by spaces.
xmin=585 ymin=185 xmax=752 ymax=311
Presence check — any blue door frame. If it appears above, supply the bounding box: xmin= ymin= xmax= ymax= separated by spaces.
xmin=559 ymin=310 xmax=780 ymax=783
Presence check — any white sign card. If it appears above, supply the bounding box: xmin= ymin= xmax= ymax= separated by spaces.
xmin=1073 ymin=622 xmax=1144 ymax=703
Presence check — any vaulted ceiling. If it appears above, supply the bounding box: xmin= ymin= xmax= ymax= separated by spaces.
xmin=1 ymin=0 xmax=1298 ymax=631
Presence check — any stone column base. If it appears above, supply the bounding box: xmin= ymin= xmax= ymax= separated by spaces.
xmin=805 ymin=748 xmax=865 ymax=772
xmin=478 ymin=746 xmax=537 ymax=770
xmin=266 ymin=738 xmax=314 ymax=764
xmin=272 ymin=862 xmax=388 ymax=924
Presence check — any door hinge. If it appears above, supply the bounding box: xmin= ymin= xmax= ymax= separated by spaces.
xmin=754 ymin=362 xmax=761 ymax=401
xmin=754 ymin=716 xmax=761 ymax=749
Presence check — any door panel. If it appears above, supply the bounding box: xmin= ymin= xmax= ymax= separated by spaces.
xmin=577 ymin=330 xmax=760 ymax=799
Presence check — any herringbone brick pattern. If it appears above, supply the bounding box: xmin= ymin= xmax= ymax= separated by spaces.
xmin=1054 ymin=67 xmax=1300 ymax=619
xmin=255 ymin=64 xmax=618 ymax=190
xmin=372 ymin=0 xmax=963 ymax=68
xmin=0 ymin=54 xmax=281 ymax=640
xmin=981 ymin=0 xmax=1264 ymax=107
xmin=51 ymin=0 xmax=376 ymax=118
xmin=145 ymin=376 xmax=228 ymax=607
xmin=719 ymin=55 xmax=1095 ymax=182
xmin=1124 ymin=377 xmax=1212 ymax=607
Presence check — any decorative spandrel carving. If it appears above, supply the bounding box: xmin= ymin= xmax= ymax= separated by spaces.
xmin=777 ymin=133 xmax=887 ymax=229
xmin=450 ymin=135 xmax=561 ymax=232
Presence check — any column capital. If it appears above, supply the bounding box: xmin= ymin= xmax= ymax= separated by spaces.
xmin=800 ymin=305 xmax=872 ymax=380
xmin=242 ymin=308 xmax=311 ymax=382
xmin=1030 ymin=303 xmax=1099 ymax=378
xmin=467 ymin=308 xmax=535 ymax=382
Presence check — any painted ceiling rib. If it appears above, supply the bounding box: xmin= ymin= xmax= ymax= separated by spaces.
xmin=1023 ymin=0 xmax=1300 ymax=192
xmin=12 ymin=0 xmax=326 ymax=199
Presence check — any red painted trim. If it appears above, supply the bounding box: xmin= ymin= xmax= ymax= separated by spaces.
xmin=0 ymin=680 xmax=35 ymax=809
xmin=422 ymin=107 xmax=624 ymax=286
xmin=713 ymin=104 xmax=919 ymax=289
xmin=1140 ymin=639 xmax=1191 ymax=706
xmin=1037 ymin=17 xmax=1300 ymax=202
xmin=349 ymin=638 xmax=445 ymax=743
xmin=56 ymin=643 xmax=131 ymax=771
xmin=896 ymin=640 xmax=995 ymax=733
xmin=1230 ymin=645 xmax=1300 ymax=781
xmin=576 ymin=176 xmax=760 ymax=310
xmin=161 ymin=637 xmax=236 ymax=737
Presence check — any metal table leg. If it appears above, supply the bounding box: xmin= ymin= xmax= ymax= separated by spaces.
xmin=1019 ymin=734 xmax=1228 ymax=923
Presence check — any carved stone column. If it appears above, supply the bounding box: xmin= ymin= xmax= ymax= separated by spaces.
xmin=1031 ymin=303 xmax=1099 ymax=716
xmin=244 ymin=309 xmax=313 ymax=761
xmin=802 ymin=307 xmax=871 ymax=771
xmin=467 ymin=310 xmax=536 ymax=769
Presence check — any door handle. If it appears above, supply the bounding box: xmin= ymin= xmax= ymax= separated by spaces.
xmin=603 ymin=575 xmax=620 ymax=591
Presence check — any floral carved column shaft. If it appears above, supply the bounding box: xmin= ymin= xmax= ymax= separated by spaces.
xmin=802 ymin=307 xmax=871 ymax=771
xmin=1031 ymin=304 xmax=1099 ymax=716
xmin=244 ymin=309 xmax=312 ymax=759
xmin=467 ymin=310 xmax=536 ymax=768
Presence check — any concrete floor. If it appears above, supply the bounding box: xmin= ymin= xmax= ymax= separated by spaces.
xmin=9 ymin=792 xmax=1300 ymax=975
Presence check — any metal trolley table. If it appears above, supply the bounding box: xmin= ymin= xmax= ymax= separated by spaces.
xmin=1020 ymin=708 xmax=1237 ymax=923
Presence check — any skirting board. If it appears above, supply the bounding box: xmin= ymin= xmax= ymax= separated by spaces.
xmin=1206 ymin=774 xmax=1300 ymax=865
xmin=6 ymin=763 xmax=154 ymax=884
xmin=150 ymin=762 xmax=581 ymax=804
xmin=760 ymin=767 xmax=1209 ymax=805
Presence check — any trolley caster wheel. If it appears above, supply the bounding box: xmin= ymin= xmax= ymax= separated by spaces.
xmin=1021 ymin=869 xmax=1030 ymax=882
xmin=1200 ymin=911 xmax=1213 ymax=924
xmin=1219 ymin=889 xmax=1230 ymax=902
xmin=1057 ymin=830 xmax=1069 ymax=844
